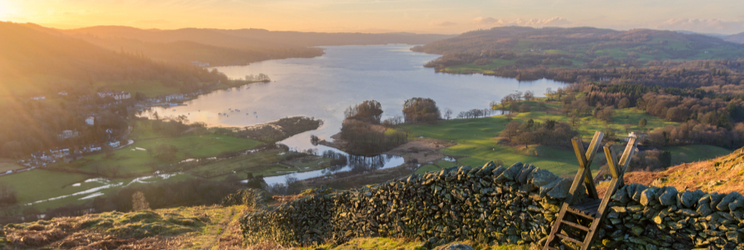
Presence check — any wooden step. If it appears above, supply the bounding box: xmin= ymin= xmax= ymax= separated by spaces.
xmin=561 ymin=220 xmax=590 ymax=231
xmin=556 ymin=233 xmax=584 ymax=245
xmin=569 ymin=199 xmax=602 ymax=217
xmin=565 ymin=207 xmax=595 ymax=220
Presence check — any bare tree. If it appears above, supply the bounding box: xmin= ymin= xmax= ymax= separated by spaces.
xmin=444 ymin=108 xmax=453 ymax=120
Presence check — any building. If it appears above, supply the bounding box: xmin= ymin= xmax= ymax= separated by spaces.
xmin=85 ymin=116 xmax=95 ymax=126
xmin=97 ymin=91 xmax=131 ymax=100
xmin=64 ymin=154 xmax=83 ymax=163
xmin=31 ymin=96 xmax=46 ymax=101
xmin=58 ymin=130 xmax=80 ymax=140
xmin=191 ymin=61 xmax=210 ymax=67
xmin=164 ymin=94 xmax=185 ymax=102
xmin=58 ymin=91 xmax=68 ymax=96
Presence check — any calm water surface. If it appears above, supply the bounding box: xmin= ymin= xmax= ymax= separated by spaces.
xmin=147 ymin=44 xmax=566 ymax=184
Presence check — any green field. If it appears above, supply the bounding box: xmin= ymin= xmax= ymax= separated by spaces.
xmin=54 ymin=134 xmax=262 ymax=176
xmin=398 ymin=104 xmax=721 ymax=177
xmin=0 ymin=159 xmax=24 ymax=172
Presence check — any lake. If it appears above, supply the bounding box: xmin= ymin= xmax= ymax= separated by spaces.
xmin=146 ymin=44 xmax=567 ymax=184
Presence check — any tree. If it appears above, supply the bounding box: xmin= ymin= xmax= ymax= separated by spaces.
xmin=245 ymin=173 xmax=267 ymax=190
xmin=519 ymin=104 xmax=531 ymax=112
xmin=132 ymin=191 xmax=150 ymax=211
xmin=444 ymin=108 xmax=453 ymax=120
xmin=523 ymin=91 xmax=535 ymax=101
xmin=618 ymin=97 xmax=631 ymax=109
xmin=344 ymin=100 xmax=383 ymax=124
xmin=0 ymin=182 xmax=18 ymax=207
xmin=402 ymin=97 xmax=440 ymax=123
xmin=639 ymin=118 xmax=647 ymax=128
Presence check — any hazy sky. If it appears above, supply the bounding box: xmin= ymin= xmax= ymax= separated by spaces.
xmin=2 ymin=0 xmax=744 ymax=34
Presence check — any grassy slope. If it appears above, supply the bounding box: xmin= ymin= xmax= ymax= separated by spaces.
xmin=1 ymin=205 xmax=250 ymax=250
xmin=52 ymin=121 xmax=263 ymax=176
xmin=304 ymin=238 xmax=530 ymax=250
xmin=399 ymin=103 xmax=728 ymax=177
xmin=625 ymin=147 xmax=744 ymax=194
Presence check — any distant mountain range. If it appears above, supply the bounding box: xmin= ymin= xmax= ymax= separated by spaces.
xmin=412 ymin=26 xmax=744 ymax=64
xmin=0 ymin=22 xmax=453 ymax=97
xmin=676 ymin=30 xmax=744 ymax=44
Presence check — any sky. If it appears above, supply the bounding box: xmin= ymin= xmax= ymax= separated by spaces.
xmin=1 ymin=0 xmax=744 ymax=35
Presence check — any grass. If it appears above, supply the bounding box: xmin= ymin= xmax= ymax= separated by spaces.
xmin=398 ymin=115 xmax=585 ymax=177
xmin=0 ymin=159 xmax=24 ymax=172
xmin=1 ymin=204 xmax=251 ymax=249
xmin=198 ymin=150 xmax=332 ymax=181
xmin=305 ymin=238 xmax=531 ymax=250
xmin=52 ymin=121 xmax=263 ymax=176
xmin=665 ymin=144 xmax=732 ymax=165
xmin=0 ymin=169 xmax=92 ymax=206
xmin=398 ymin=101 xmax=694 ymax=177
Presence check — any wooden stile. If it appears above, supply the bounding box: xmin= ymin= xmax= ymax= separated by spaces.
xmin=543 ymin=132 xmax=638 ymax=250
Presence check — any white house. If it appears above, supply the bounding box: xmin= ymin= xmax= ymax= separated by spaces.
xmin=31 ymin=96 xmax=46 ymax=101
xmin=58 ymin=91 xmax=68 ymax=96
xmin=165 ymin=94 xmax=185 ymax=102
xmin=58 ymin=130 xmax=79 ymax=140
xmin=85 ymin=116 xmax=95 ymax=126
xmin=97 ymin=91 xmax=131 ymax=100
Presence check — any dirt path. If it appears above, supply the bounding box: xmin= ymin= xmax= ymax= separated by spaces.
xmin=201 ymin=206 xmax=241 ymax=250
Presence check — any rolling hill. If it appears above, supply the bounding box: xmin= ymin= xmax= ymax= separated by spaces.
xmin=0 ymin=22 xmax=227 ymax=98
xmin=413 ymin=26 xmax=744 ymax=66
xmin=625 ymin=147 xmax=744 ymax=194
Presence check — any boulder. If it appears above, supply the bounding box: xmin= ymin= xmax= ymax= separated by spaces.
xmin=546 ymin=178 xmax=572 ymax=199
xmin=530 ymin=168 xmax=558 ymax=187
xmin=717 ymin=192 xmax=743 ymax=212
xmin=658 ymin=186 xmax=678 ymax=206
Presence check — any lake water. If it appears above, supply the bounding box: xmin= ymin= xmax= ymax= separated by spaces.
xmin=146 ymin=44 xmax=567 ymax=184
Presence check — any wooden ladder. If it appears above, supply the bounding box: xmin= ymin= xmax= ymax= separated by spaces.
xmin=543 ymin=132 xmax=638 ymax=250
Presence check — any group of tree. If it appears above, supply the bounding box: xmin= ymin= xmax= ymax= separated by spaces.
xmin=402 ymin=97 xmax=441 ymax=123
xmin=340 ymin=100 xmax=408 ymax=155
xmin=500 ymin=119 xmax=579 ymax=149
xmin=557 ymin=82 xmax=744 ymax=149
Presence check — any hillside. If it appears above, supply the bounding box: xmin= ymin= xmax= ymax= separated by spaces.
xmin=0 ymin=205 xmax=249 ymax=249
xmin=413 ymin=26 xmax=744 ymax=71
xmin=0 ymin=21 xmax=229 ymax=98
xmin=61 ymin=26 xmax=453 ymax=66
xmin=625 ymin=147 xmax=744 ymax=194
xmin=726 ymin=32 xmax=744 ymax=44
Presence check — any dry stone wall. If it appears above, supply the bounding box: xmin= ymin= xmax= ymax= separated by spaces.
xmin=239 ymin=162 xmax=744 ymax=249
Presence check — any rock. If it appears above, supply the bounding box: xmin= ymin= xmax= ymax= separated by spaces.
xmin=495 ymin=162 xmax=523 ymax=182
xmin=679 ymin=191 xmax=696 ymax=208
xmin=612 ymin=186 xmax=631 ymax=204
xmin=658 ymin=186 xmax=678 ymax=206
xmin=641 ymin=187 xmax=660 ymax=206
xmin=631 ymin=184 xmax=648 ymax=202
xmin=710 ymin=192 xmax=726 ymax=210
xmin=530 ymin=168 xmax=558 ymax=187
xmin=546 ymin=178 xmax=572 ymax=199
xmin=730 ymin=195 xmax=744 ymax=211
xmin=517 ymin=164 xmax=536 ymax=184
xmin=697 ymin=203 xmax=714 ymax=217
xmin=491 ymin=166 xmax=506 ymax=179
xmin=718 ymin=192 xmax=744 ymax=212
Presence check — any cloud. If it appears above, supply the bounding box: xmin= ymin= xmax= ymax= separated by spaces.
xmin=430 ymin=21 xmax=457 ymax=26
xmin=471 ymin=16 xmax=571 ymax=27
xmin=657 ymin=18 xmax=744 ymax=34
